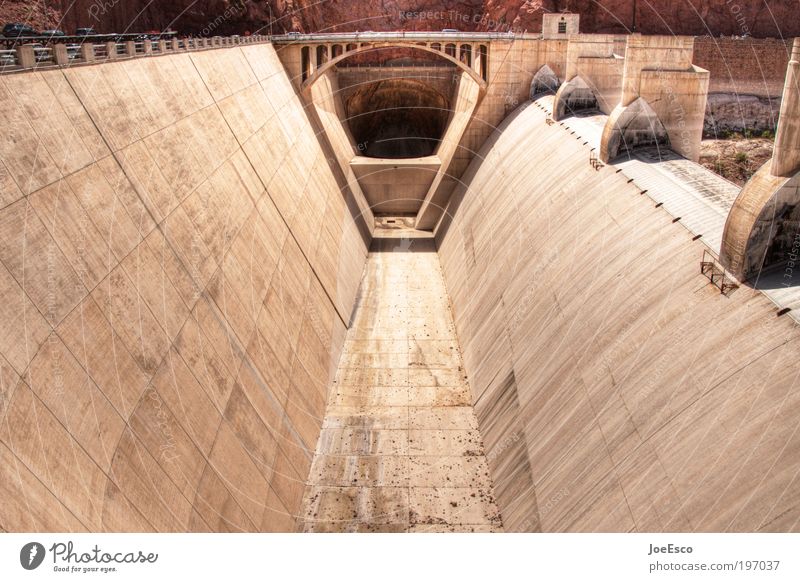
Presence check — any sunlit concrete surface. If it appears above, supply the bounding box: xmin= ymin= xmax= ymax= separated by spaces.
xmin=302 ymin=219 xmax=502 ymax=532
xmin=1 ymin=26 xmax=799 ymax=535
xmin=436 ymin=100 xmax=800 ymax=532
xmin=536 ymin=96 xmax=741 ymax=253
xmin=0 ymin=43 xmax=370 ymax=532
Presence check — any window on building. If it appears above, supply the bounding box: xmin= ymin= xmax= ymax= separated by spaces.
xmin=558 ymin=20 xmax=568 ymax=34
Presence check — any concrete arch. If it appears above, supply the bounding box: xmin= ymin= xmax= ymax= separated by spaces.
xmin=530 ymin=64 xmax=560 ymax=97
xmin=720 ymin=166 xmax=800 ymax=281
xmin=600 ymin=97 xmax=669 ymax=162
xmin=552 ymin=75 xmax=598 ymax=120
xmin=301 ymin=42 xmax=487 ymax=92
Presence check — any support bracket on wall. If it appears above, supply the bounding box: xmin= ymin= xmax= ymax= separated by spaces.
xmin=701 ymin=250 xmax=738 ymax=296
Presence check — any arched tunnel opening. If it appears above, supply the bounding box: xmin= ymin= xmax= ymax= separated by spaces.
xmin=345 ymin=78 xmax=451 ymax=158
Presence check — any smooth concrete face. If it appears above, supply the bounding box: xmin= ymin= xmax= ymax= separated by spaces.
xmin=601 ymin=97 xmax=670 ymax=161
xmin=307 ymin=71 xmax=374 ymax=226
xmin=613 ymin=36 xmax=708 ymax=162
xmin=720 ymin=166 xmax=800 ymax=280
xmin=551 ymin=34 xmax=624 ymax=120
xmin=0 ymin=44 xmax=369 ymax=532
xmin=2 ymin=32 xmax=795 ymax=536
xmin=302 ymin=219 xmax=502 ymax=532
xmin=437 ymin=101 xmax=800 ymax=532
xmin=350 ymin=156 xmax=442 ymax=215
xmin=416 ymin=72 xmax=482 ymax=230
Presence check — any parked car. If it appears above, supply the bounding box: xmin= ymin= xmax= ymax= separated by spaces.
xmin=441 ymin=29 xmax=459 ymax=33
xmin=75 ymin=27 xmax=97 ymax=37
xmin=2 ymin=23 xmax=38 ymax=37
xmin=41 ymin=29 xmax=66 ymax=37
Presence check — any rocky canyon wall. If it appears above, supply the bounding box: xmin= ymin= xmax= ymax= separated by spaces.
xmin=4 ymin=1 xmax=799 ymax=38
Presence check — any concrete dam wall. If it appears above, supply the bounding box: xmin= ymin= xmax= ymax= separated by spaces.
xmin=2 ymin=35 xmax=799 ymax=534
xmin=437 ymin=101 xmax=800 ymax=532
xmin=0 ymin=44 xmax=370 ymax=531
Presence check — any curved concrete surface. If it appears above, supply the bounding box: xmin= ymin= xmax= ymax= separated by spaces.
xmin=720 ymin=165 xmax=800 ymax=281
xmin=600 ymin=98 xmax=670 ymax=161
xmin=299 ymin=42 xmax=487 ymax=94
xmin=530 ymin=65 xmax=560 ymax=98
xmin=2 ymin=38 xmax=798 ymax=535
xmin=437 ymin=100 xmax=800 ymax=532
xmin=720 ymin=39 xmax=800 ymax=282
xmin=0 ymin=44 xmax=369 ymax=531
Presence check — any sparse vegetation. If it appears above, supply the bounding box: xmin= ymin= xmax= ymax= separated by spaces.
xmin=700 ymin=136 xmax=773 ymax=185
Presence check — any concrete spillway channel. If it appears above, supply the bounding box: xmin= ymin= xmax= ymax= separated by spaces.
xmin=301 ymin=220 xmax=502 ymax=532
xmin=3 ymin=37 xmax=800 ymax=534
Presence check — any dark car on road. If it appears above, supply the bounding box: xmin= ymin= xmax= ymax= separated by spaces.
xmin=75 ymin=27 xmax=97 ymax=37
xmin=2 ymin=23 xmax=38 ymax=37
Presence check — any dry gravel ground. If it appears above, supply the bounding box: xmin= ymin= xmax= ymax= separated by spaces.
xmin=700 ymin=135 xmax=775 ymax=186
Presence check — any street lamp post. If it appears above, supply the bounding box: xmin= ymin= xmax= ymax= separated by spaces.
xmin=268 ymin=2 xmax=273 ymax=37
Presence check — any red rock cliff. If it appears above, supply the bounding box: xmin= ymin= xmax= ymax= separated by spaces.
xmin=2 ymin=0 xmax=798 ymax=37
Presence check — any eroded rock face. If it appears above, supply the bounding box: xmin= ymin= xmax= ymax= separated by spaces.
xmin=4 ymin=1 xmax=799 ymax=37
xmin=705 ymin=94 xmax=782 ymax=135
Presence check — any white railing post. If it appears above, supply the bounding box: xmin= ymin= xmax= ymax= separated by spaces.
xmin=17 ymin=44 xmax=36 ymax=68
xmin=53 ymin=44 xmax=69 ymax=66
xmin=80 ymin=43 xmax=95 ymax=63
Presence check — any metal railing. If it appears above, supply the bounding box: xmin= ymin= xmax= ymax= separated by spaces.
xmin=0 ymin=29 xmax=538 ymax=74
xmin=0 ymin=31 xmax=178 ymax=49
xmin=0 ymin=33 xmax=271 ymax=74
xmin=701 ymin=250 xmax=738 ymax=295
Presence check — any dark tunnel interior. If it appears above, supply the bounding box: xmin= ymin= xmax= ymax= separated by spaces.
xmin=345 ymin=79 xmax=451 ymax=158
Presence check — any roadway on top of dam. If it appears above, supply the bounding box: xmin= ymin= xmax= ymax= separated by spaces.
xmin=269 ymin=31 xmax=525 ymax=44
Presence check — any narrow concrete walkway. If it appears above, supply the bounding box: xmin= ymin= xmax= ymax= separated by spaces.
xmin=301 ymin=219 xmax=502 ymax=532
